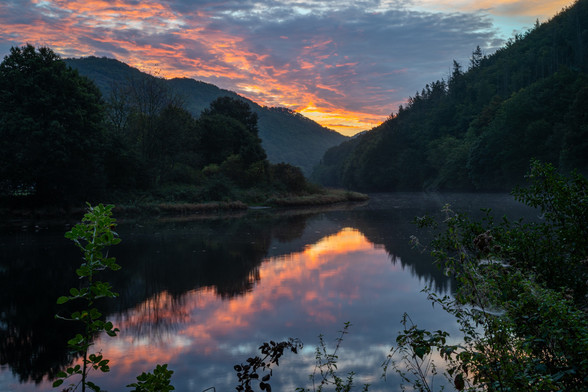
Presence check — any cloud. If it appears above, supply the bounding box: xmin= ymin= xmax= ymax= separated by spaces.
xmin=196 ymin=5 xmax=501 ymax=115
xmin=413 ymin=0 xmax=573 ymax=17
xmin=0 ymin=0 xmax=565 ymax=134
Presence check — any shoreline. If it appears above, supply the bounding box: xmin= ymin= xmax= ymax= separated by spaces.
xmin=0 ymin=189 xmax=369 ymax=227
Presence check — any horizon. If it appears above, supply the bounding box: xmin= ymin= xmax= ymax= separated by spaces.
xmin=0 ymin=0 xmax=575 ymax=136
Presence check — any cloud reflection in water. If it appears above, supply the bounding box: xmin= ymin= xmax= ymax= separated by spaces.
xmin=83 ymin=227 xmax=454 ymax=391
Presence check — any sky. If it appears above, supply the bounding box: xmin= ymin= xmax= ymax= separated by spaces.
xmin=0 ymin=0 xmax=575 ymax=135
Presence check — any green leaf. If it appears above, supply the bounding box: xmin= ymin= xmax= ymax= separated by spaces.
xmin=414 ymin=346 xmax=428 ymax=359
xmin=56 ymin=296 xmax=69 ymax=304
xmin=89 ymin=308 xmax=102 ymax=320
xmin=52 ymin=379 xmax=64 ymax=387
xmin=454 ymin=374 xmax=465 ymax=390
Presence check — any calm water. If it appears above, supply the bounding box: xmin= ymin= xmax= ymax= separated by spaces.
xmin=0 ymin=193 xmax=537 ymax=391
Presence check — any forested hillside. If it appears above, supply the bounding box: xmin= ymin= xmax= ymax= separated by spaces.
xmin=66 ymin=57 xmax=347 ymax=175
xmin=312 ymin=0 xmax=588 ymax=191
xmin=2 ymin=45 xmax=361 ymax=209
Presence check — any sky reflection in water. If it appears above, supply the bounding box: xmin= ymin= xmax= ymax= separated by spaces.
xmin=4 ymin=193 xmax=531 ymax=391
xmin=74 ymin=227 xmax=454 ymax=392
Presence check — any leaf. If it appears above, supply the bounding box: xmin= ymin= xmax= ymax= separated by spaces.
xmin=56 ymin=296 xmax=70 ymax=304
xmin=454 ymin=374 xmax=465 ymax=390
xmin=414 ymin=346 xmax=428 ymax=359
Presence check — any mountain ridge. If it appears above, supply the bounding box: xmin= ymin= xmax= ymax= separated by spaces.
xmin=65 ymin=57 xmax=348 ymax=175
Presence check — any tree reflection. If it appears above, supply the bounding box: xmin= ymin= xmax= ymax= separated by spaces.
xmin=0 ymin=213 xmax=309 ymax=383
xmin=0 ymin=231 xmax=83 ymax=383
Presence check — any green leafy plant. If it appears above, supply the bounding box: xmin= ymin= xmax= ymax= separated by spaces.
xmin=234 ymin=338 xmax=303 ymax=392
xmin=297 ymin=322 xmax=370 ymax=392
xmin=382 ymin=313 xmax=454 ymax=392
xmin=53 ymin=204 xmax=174 ymax=392
xmin=54 ymin=204 xmax=121 ymax=392
xmin=127 ymin=364 xmax=175 ymax=392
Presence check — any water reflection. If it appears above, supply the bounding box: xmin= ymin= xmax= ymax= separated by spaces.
xmin=0 ymin=193 xmax=536 ymax=391
xmin=81 ymin=227 xmax=447 ymax=391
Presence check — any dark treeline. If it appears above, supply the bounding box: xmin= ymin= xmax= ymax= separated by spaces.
xmin=0 ymin=45 xmax=318 ymax=208
xmin=312 ymin=0 xmax=588 ymax=191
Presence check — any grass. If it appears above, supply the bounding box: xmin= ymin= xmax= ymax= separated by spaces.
xmin=113 ymin=201 xmax=248 ymax=216
xmin=1 ymin=188 xmax=369 ymax=222
xmin=268 ymin=189 xmax=369 ymax=207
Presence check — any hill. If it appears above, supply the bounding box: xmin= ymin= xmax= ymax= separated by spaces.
xmin=312 ymin=0 xmax=588 ymax=191
xmin=65 ymin=57 xmax=347 ymax=175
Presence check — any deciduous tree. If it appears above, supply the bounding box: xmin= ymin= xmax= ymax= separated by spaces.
xmin=0 ymin=45 xmax=105 ymax=204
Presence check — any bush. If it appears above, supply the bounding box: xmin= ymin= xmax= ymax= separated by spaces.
xmin=390 ymin=161 xmax=588 ymax=391
xmin=270 ymin=163 xmax=308 ymax=194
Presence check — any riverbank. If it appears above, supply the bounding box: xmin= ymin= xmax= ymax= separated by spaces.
xmin=112 ymin=188 xmax=368 ymax=216
xmin=0 ymin=189 xmax=369 ymax=225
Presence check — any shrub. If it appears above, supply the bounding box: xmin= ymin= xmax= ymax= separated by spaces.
xmin=388 ymin=161 xmax=588 ymax=391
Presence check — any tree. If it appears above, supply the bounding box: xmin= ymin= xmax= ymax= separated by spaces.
xmin=0 ymin=45 xmax=106 ymax=205
xmin=123 ymin=74 xmax=183 ymax=161
xmin=152 ymin=103 xmax=199 ymax=184
xmin=469 ymin=45 xmax=483 ymax=69
xmin=197 ymin=97 xmax=267 ymax=166
xmin=202 ymin=96 xmax=260 ymax=136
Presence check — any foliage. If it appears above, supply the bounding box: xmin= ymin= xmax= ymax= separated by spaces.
xmin=232 ymin=323 xmax=371 ymax=392
xmin=0 ymin=45 xmax=106 ymax=204
xmin=511 ymin=159 xmax=588 ymax=303
xmin=103 ymin=74 xmax=197 ymax=187
xmin=297 ymin=322 xmax=370 ymax=392
xmin=127 ymin=364 xmax=175 ymax=392
xmin=270 ymin=163 xmax=308 ymax=194
xmin=103 ymin=90 xmax=320 ymax=201
xmin=54 ymin=204 xmax=174 ymax=392
xmin=386 ymin=161 xmax=588 ymax=391
xmin=203 ymin=96 xmax=260 ymax=137
xmin=234 ymin=338 xmax=303 ymax=392
xmin=53 ymin=204 xmax=121 ymax=391
xmin=383 ymin=314 xmax=452 ymax=392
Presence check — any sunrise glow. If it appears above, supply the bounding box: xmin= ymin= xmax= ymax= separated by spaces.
xmin=0 ymin=0 xmax=574 ymax=135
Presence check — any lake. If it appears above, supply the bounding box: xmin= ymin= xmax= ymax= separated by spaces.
xmin=0 ymin=193 xmax=538 ymax=392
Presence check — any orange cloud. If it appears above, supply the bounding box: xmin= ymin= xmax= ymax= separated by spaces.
xmin=299 ymin=106 xmax=387 ymax=135
xmin=414 ymin=0 xmax=573 ymax=18
xmin=2 ymin=1 xmax=387 ymax=134
xmin=3 ymin=0 xmax=565 ymax=135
